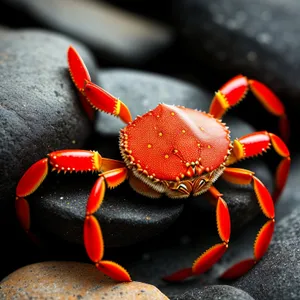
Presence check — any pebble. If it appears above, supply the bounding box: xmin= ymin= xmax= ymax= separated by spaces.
xmin=0 ymin=261 xmax=169 ymax=299
xmin=173 ymin=285 xmax=255 ymax=300
xmin=234 ymin=206 xmax=300 ymax=299
xmin=0 ymin=29 xmax=95 ymax=221
xmin=2 ymin=0 xmax=174 ymax=65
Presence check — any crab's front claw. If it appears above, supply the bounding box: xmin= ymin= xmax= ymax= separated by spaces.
xmin=68 ymin=46 xmax=132 ymax=124
xmin=84 ymin=81 xmax=132 ymax=124
xmin=68 ymin=46 xmax=91 ymax=92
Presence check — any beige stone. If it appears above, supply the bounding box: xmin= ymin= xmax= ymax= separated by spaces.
xmin=0 ymin=261 xmax=169 ymax=299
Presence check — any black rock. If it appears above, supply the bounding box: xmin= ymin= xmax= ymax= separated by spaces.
xmin=172 ymin=0 xmax=300 ymax=140
xmin=2 ymin=0 xmax=174 ymax=66
xmin=234 ymin=207 xmax=300 ymax=300
xmin=0 ymin=29 xmax=95 ymax=220
xmin=276 ymin=154 xmax=300 ymax=221
xmin=30 ymin=172 xmax=184 ymax=248
xmin=173 ymin=285 xmax=255 ymax=300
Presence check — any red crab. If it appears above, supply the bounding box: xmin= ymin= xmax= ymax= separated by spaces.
xmin=15 ymin=46 xmax=291 ymax=282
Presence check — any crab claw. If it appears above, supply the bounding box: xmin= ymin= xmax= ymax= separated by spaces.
xmin=68 ymin=46 xmax=91 ymax=92
xmin=67 ymin=45 xmax=132 ymax=124
xmin=84 ymin=81 xmax=132 ymax=124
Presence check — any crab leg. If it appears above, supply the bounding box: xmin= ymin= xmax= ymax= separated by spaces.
xmin=84 ymin=168 xmax=131 ymax=282
xmin=68 ymin=46 xmax=132 ymax=124
xmin=209 ymin=75 xmax=289 ymax=142
xmin=220 ymin=167 xmax=275 ymax=279
xmin=163 ymin=186 xmax=231 ymax=282
xmin=15 ymin=149 xmax=123 ymax=230
xmin=15 ymin=150 xmax=130 ymax=281
xmin=226 ymin=131 xmax=290 ymax=202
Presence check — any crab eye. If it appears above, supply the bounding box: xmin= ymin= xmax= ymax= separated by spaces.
xmin=178 ymin=183 xmax=187 ymax=191
xmin=199 ymin=179 xmax=206 ymax=187
xmin=176 ymin=183 xmax=191 ymax=195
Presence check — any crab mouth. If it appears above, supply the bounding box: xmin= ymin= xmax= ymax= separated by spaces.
xmin=126 ymin=157 xmax=225 ymax=199
xmin=162 ymin=165 xmax=226 ymax=198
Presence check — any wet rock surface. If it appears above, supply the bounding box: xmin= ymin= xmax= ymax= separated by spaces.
xmin=2 ymin=0 xmax=174 ymax=66
xmin=0 ymin=29 xmax=95 ymax=220
xmin=30 ymin=174 xmax=184 ymax=248
xmin=173 ymin=285 xmax=255 ymax=300
xmin=0 ymin=261 xmax=169 ymax=299
xmin=172 ymin=0 xmax=300 ymax=117
xmin=276 ymin=154 xmax=300 ymax=221
xmin=233 ymin=207 xmax=300 ymax=300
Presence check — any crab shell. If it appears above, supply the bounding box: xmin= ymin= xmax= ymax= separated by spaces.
xmin=120 ymin=104 xmax=232 ymax=198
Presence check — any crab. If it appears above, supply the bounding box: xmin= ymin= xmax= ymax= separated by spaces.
xmin=15 ymin=46 xmax=291 ymax=283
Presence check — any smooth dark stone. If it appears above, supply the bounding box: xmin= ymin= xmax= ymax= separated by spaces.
xmin=0 ymin=29 xmax=96 ymax=220
xmin=234 ymin=207 xmax=300 ymax=300
xmin=276 ymin=154 xmax=300 ymax=221
xmin=0 ymin=25 xmax=11 ymax=32
xmin=30 ymin=171 xmax=184 ymax=248
xmin=172 ymin=0 xmax=300 ymax=140
xmin=2 ymin=0 xmax=174 ymax=66
xmin=173 ymin=285 xmax=254 ymax=300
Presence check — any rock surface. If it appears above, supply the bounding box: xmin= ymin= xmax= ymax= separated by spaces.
xmin=234 ymin=206 xmax=300 ymax=300
xmin=2 ymin=0 xmax=174 ymax=65
xmin=172 ymin=0 xmax=300 ymax=142
xmin=30 ymin=174 xmax=184 ymax=248
xmin=0 ymin=29 xmax=95 ymax=220
xmin=173 ymin=285 xmax=255 ymax=300
xmin=276 ymin=154 xmax=300 ymax=221
xmin=0 ymin=261 xmax=169 ymax=299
